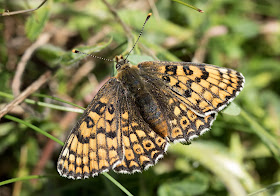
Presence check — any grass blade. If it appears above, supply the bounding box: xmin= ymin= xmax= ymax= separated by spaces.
xmin=172 ymin=0 xmax=204 ymax=13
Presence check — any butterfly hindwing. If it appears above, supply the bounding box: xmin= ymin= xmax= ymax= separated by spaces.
xmin=138 ymin=61 xmax=245 ymax=116
xmin=137 ymin=73 xmax=217 ymax=142
xmin=113 ymin=89 xmax=168 ymax=173
xmin=57 ymin=78 xmax=124 ymax=179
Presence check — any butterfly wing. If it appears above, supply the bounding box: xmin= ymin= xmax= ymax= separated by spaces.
xmin=135 ymin=61 xmax=244 ymax=142
xmin=57 ymin=78 xmax=124 ymax=179
xmin=138 ymin=61 xmax=244 ymax=116
xmin=134 ymin=72 xmax=216 ymax=142
xmin=113 ymin=89 xmax=168 ymax=173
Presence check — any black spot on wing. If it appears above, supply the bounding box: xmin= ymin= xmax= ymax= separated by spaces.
xmin=165 ymin=65 xmax=177 ymax=75
xmin=92 ymin=101 xmax=106 ymax=115
xmin=85 ymin=116 xmax=95 ymax=128
xmin=183 ymin=66 xmax=193 ymax=75
xmin=106 ymin=131 xmax=117 ymax=139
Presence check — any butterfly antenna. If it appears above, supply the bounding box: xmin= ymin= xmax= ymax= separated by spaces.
xmin=124 ymin=13 xmax=152 ymax=61
xmin=72 ymin=49 xmax=114 ymax=62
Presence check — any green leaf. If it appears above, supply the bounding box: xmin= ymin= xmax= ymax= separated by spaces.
xmin=222 ymin=102 xmax=241 ymax=116
xmin=158 ymin=172 xmax=209 ymax=196
xmin=119 ymin=10 xmax=193 ymax=41
xmin=36 ymin=44 xmax=65 ymax=66
xmin=127 ymin=54 xmax=154 ymax=65
xmin=0 ymin=122 xmax=18 ymax=154
xmin=240 ymin=110 xmax=280 ymax=164
xmin=168 ymin=142 xmax=257 ymax=194
xmin=25 ymin=0 xmax=52 ymax=41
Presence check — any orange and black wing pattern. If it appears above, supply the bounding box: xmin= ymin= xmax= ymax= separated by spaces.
xmin=57 ymin=78 xmax=124 ymax=179
xmin=134 ymin=74 xmax=217 ymax=142
xmin=57 ymin=77 xmax=168 ymax=178
xmin=138 ymin=61 xmax=244 ymax=116
xmin=57 ymin=60 xmax=244 ymax=179
xmin=137 ymin=61 xmax=244 ymax=141
xmin=113 ymin=90 xmax=168 ymax=173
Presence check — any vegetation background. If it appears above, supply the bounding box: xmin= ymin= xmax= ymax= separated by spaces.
xmin=0 ymin=0 xmax=280 ymax=195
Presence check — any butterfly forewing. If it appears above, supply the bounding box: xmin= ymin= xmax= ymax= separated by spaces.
xmin=57 ymin=78 xmax=124 ymax=179
xmin=138 ymin=61 xmax=245 ymax=116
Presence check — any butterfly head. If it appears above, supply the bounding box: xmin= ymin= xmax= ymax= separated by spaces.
xmin=115 ymin=55 xmax=131 ymax=70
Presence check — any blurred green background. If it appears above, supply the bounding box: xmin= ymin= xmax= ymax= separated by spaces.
xmin=0 ymin=0 xmax=280 ymax=195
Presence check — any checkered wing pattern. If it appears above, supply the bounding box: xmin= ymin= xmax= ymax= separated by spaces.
xmin=57 ymin=77 xmax=168 ymax=178
xmin=138 ymin=61 xmax=244 ymax=116
xmin=57 ymin=59 xmax=245 ymax=179
xmin=57 ymin=78 xmax=124 ymax=179
xmin=113 ymin=90 xmax=168 ymax=173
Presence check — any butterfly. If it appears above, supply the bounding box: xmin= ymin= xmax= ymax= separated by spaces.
xmin=57 ymin=54 xmax=245 ymax=179
xmin=57 ymin=13 xmax=245 ymax=179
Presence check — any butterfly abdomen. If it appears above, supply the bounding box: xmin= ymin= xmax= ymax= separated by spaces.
xmin=117 ymin=66 xmax=169 ymax=137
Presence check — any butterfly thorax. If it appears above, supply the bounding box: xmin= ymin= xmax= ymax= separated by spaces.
xmin=116 ymin=65 xmax=169 ymax=138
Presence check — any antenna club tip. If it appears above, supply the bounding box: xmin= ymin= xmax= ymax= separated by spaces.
xmin=72 ymin=49 xmax=78 ymax=53
xmin=147 ymin=13 xmax=152 ymax=19
xmin=198 ymin=9 xmax=204 ymax=13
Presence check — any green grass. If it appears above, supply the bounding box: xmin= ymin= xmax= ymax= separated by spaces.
xmin=1 ymin=0 xmax=280 ymax=195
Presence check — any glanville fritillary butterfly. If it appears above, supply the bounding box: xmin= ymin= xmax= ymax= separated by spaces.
xmin=57 ymin=13 xmax=245 ymax=179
